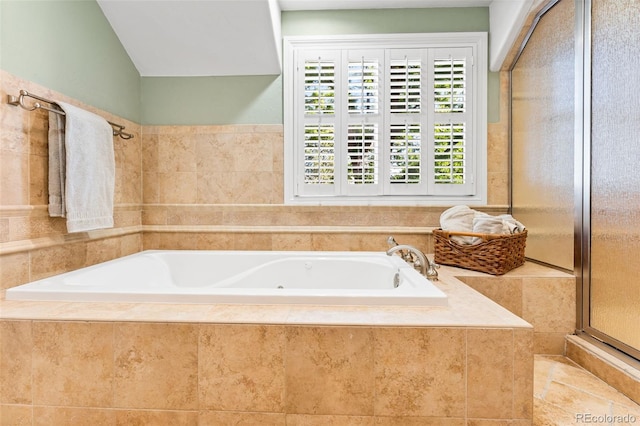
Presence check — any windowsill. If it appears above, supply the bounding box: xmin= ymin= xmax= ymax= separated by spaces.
xmin=283 ymin=196 xmax=487 ymax=207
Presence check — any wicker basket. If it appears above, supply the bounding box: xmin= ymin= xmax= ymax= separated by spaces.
xmin=433 ymin=229 xmax=527 ymax=275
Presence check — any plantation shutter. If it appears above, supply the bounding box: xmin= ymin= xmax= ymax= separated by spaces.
xmin=287 ymin=36 xmax=485 ymax=202
xmin=427 ymin=47 xmax=475 ymax=195
xmin=385 ymin=49 xmax=427 ymax=195
xmin=296 ymin=50 xmax=341 ymax=196
xmin=343 ymin=50 xmax=384 ymax=196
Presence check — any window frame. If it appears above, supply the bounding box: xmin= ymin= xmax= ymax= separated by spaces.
xmin=283 ymin=32 xmax=488 ymax=206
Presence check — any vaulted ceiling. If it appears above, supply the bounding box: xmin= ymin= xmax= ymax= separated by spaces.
xmin=97 ymin=0 xmax=536 ymax=76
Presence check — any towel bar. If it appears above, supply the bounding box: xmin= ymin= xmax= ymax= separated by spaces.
xmin=7 ymin=89 xmax=134 ymax=140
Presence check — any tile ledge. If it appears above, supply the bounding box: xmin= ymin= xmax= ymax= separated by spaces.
xmin=141 ymin=203 xmax=511 ymax=211
xmin=442 ymin=261 xmax=574 ymax=278
xmin=0 ymin=268 xmax=533 ymax=329
xmin=0 ymin=226 xmax=142 ymax=256
xmin=141 ymin=225 xmax=436 ymax=234
xmin=566 ymin=334 xmax=640 ymax=380
xmin=0 ymin=203 xmax=143 ymax=217
xmin=566 ymin=334 xmax=640 ymax=405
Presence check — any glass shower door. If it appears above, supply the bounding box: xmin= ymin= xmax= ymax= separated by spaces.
xmin=588 ymin=0 xmax=640 ymax=359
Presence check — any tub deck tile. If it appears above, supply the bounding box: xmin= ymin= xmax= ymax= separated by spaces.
xmin=0 ymin=268 xmax=533 ymax=330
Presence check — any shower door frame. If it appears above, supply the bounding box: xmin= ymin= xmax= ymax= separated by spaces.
xmin=575 ymin=0 xmax=640 ymax=363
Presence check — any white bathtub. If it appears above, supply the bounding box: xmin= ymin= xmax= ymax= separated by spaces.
xmin=5 ymin=250 xmax=447 ymax=306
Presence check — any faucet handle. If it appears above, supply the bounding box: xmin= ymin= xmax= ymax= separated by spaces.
xmin=387 ymin=236 xmax=398 ymax=248
xmin=425 ymin=256 xmax=439 ymax=281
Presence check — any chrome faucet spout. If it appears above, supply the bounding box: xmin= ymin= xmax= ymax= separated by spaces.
xmin=387 ymin=236 xmax=398 ymax=248
xmin=386 ymin=244 xmax=439 ymax=281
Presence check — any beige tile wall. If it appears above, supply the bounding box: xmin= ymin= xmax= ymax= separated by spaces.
xmin=487 ymin=70 xmax=511 ymax=206
xmin=142 ymin=125 xmax=284 ymax=204
xmin=456 ymin=262 xmax=576 ymax=355
xmin=0 ymin=320 xmax=533 ymax=424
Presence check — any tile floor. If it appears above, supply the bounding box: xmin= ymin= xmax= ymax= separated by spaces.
xmin=535 ymin=355 xmax=640 ymax=425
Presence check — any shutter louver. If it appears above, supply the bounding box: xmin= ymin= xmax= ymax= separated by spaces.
xmin=434 ymin=122 xmax=466 ymax=184
xmin=347 ymin=124 xmax=379 ymax=185
xmin=434 ymin=58 xmax=466 ymax=113
xmin=304 ymin=124 xmax=335 ymax=184
xmin=348 ymin=59 xmax=379 ymax=114
xmin=390 ymin=58 xmax=421 ymax=113
xmin=390 ymin=123 xmax=421 ymax=184
xmin=304 ymin=59 xmax=335 ymax=115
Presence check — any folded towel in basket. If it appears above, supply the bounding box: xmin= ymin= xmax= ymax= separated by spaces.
xmin=439 ymin=205 xmax=475 ymax=244
xmin=498 ymin=214 xmax=526 ymax=234
xmin=471 ymin=214 xmax=504 ymax=244
xmin=440 ymin=206 xmax=526 ymax=245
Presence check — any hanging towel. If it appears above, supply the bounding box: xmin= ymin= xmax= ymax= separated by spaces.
xmin=51 ymin=101 xmax=115 ymax=233
xmin=48 ymin=109 xmax=66 ymax=217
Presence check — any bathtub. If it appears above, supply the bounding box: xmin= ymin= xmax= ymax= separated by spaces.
xmin=5 ymin=250 xmax=447 ymax=306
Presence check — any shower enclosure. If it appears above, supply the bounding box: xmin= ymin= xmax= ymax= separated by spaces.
xmin=512 ymin=0 xmax=640 ymax=362
xmin=586 ymin=0 xmax=640 ymax=360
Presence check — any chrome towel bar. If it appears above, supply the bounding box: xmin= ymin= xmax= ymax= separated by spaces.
xmin=7 ymin=89 xmax=134 ymax=140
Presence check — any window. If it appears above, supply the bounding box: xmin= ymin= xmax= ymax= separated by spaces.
xmin=284 ymin=33 xmax=487 ymax=205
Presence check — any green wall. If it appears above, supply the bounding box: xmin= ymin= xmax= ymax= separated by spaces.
xmin=282 ymin=8 xmax=489 ymax=34
xmin=0 ymin=0 xmax=140 ymax=122
xmin=141 ymin=76 xmax=282 ymax=125
xmin=141 ymin=7 xmax=499 ymax=125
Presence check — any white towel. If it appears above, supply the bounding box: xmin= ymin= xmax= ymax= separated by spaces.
xmin=439 ymin=206 xmax=526 ymax=245
xmin=48 ymin=109 xmax=66 ymax=217
xmin=498 ymin=214 xmax=526 ymax=234
xmin=472 ymin=214 xmax=504 ymax=244
xmin=53 ymin=102 xmax=115 ymax=233
xmin=439 ymin=205 xmax=475 ymax=244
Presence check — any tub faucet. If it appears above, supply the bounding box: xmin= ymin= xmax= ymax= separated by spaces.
xmin=387 ymin=236 xmax=411 ymax=263
xmin=386 ymin=244 xmax=439 ymax=281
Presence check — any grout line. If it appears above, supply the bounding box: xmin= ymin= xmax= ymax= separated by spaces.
xmin=539 ymin=362 xmax=556 ymax=399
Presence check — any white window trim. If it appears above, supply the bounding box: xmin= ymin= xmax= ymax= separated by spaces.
xmin=283 ymin=32 xmax=488 ymax=206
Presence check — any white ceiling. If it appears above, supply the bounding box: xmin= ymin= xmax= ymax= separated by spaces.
xmin=97 ymin=0 xmax=283 ymax=76
xmin=97 ymin=0 xmax=530 ymax=77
